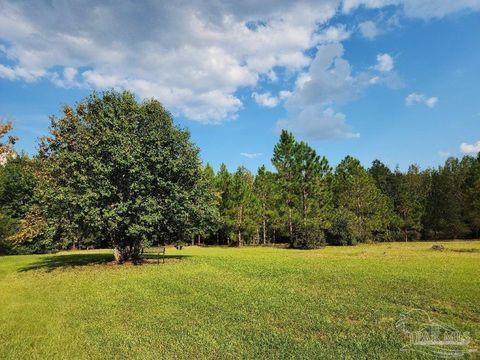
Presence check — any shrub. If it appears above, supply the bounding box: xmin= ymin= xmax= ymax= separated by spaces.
xmin=0 ymin=212 xmax=18 ymax=254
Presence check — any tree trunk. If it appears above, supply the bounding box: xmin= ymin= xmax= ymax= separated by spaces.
xmin=288 ymin=208 xmax=293 ymax=240
xmin=197 ymin=234 xmax=201 ymax=246
xmin=302 ymin=189 xmax=307 ymax=222
xmin=238 ymin=205 xmax=243 ymax=247
xmin=263 ymin=218 xmax=266 ymax=245
xmin=113 ymin=246 xmax=122 ymax=263
xmin=113 ymin=242 xmax=142 ymax=264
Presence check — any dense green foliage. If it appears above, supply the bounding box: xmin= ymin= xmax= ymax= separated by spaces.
xmin=0 ymin=242 xmax=479 ymax=359
xmin=1 ymin=92 xmax=480 ymax=255
xmin=0 ymin=155 xmax=37 ymax=219
xmin=0 ymin=212 xmax=17 ymax=254
xmin=207 ymin=132 xmax=480 ymax=247
xmin=332 ymin=156 xmax=395 ymax=244
xmin=0 ymin=155 xmax=44 ymax=254
xmin=18 ymin=91 xmax=209 ymax=261
xmin=0 ymin=122 xmax=20 ymax=254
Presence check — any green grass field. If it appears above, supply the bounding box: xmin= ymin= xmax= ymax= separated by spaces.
xmin=1 ymin=242 xmax=479 ymax=359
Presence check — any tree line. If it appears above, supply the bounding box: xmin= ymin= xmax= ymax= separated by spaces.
xmin=1 ymin=91 xmax=479 ymax=260
xmin=205 ymin=132 xmax=480 ymax=248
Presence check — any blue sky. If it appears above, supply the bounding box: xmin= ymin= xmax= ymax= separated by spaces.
xmin=1 ymin=1 xmax=479 ymax=173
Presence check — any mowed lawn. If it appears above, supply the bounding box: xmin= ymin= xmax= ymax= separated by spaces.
xmin=0 ymin=242 xmax=479 ymax=359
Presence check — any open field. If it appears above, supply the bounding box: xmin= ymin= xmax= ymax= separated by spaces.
xmin=0 ymin=241 xmax=479 ymax=359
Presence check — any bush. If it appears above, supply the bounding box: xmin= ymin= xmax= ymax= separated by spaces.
xmin=7 ymin=208 xmax=55 ymax=254
xmin=0 ymin=155 xmax=37 ymax=219
xmin=0 ymin=212 xmax=18 ymax=254
xmin=292 ymin=222 xmax=326 ymax=249
xmin=326 ymin=217 xmax=355 ymax=246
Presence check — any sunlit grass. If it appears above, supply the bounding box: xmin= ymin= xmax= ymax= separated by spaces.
xmin=1 ymin=241 xmax=479 ymax=359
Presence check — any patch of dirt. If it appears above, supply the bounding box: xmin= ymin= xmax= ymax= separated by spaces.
xmin=449 ymin=248 xmax=480 ymax=253
xmin=430 ymin=244 xmax=480 ymax=253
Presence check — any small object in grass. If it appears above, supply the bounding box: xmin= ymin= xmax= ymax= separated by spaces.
xmin=431 ymin=244 xmax=445 ymax=251
xmin=158 ymin=246 xmax=166 ymax=264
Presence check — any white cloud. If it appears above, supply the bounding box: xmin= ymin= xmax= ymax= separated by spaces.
xmin=277 ymin=106 xmax=359 ymax=139
xmin=425 ymin=96 xmax=439 ymax=108
xmin=342 ymin=0 xmax=480 ymax=18
xmin=50 ymin=67 xmax=81 ymax=88
xmin=240 ymin=152 xmax=263 ymax=159
xmin=252 ymin=90 xmax=292 ymax=108
xmin=292 ymin=44 xmax=370 ymax=105
xmin=252 ymin=92 xmax=279 ymax=108
xmin=0 ymin=64 xmax=45 ymax=82
xmin=295 ymin=73 xmax=312 ymax=90
xmin=0 ymin=1 xmax=345 ymax=122
xmin=82 ymin=70 xmax=121 ymax=89
xmin=278 ymin=43 xmax=373 ymax=140
xmin=405 ymin=93 xmax=439 ymax=108
xmin=0 ymin=0 xmax=477 ymax=125
xmin=460 ymin=141 xmax=480 ymax=154
xmin=314 ymin=24 xmax=351 ymax=44
xmin=357 ymin=14 xmax=402 ymax=41
xmin=266 ymin=70 xmax=278 ymax=82
xmin=358 ymin=21 xmax=378 ymax=39
xmin=279 ymin=90 xmax=292 ymax=99
xmin=63 ymin=67 xmax=77 ymax=82
xmin=375 ymin=53 xmax=394 ymax=72
xmin=277 ymin=42 xmax=405 ymax=140
xmin=405 ymin=93 xmax=423 ymax=105
xmin=438 ymin=150 xmax=451 ymax=158
xmin=0 ymin=64 xmax=15 ymax=80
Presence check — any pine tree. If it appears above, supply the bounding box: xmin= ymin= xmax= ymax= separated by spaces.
xmin=228 ymin=166 xmax=257 ymax=246
xmin=254 ymin=166 xmax=278 ymax=244
xmin=333 ymin=156 xmax=395 ymax=243
xmin=272 ymin=131 xmax=333 ymax=248
xmin=292 ymin=141 xmax=333 ymax=248
xmin=424 ymin=158 xmax=469 ymax=239
xmin=369 ymin=159 xmax=397 ymax=199
xmin=396 ymin=165 xmax=427 ymax=241
xmin=272 ymin=130 xmax=297 ymax=241
xmin=190 ymin=163 xmax=220 ymax=245
xmin=215 ymin=163 xmax=232 ymax=245
xmin=464 ymin=154 xmax=480 ymax=238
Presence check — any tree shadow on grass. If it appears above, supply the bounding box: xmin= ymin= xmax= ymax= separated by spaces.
xmin=18 ymin=252 xmax=192 ymax=272
xmin=18 ymin=253 xmax=115 ymax=272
